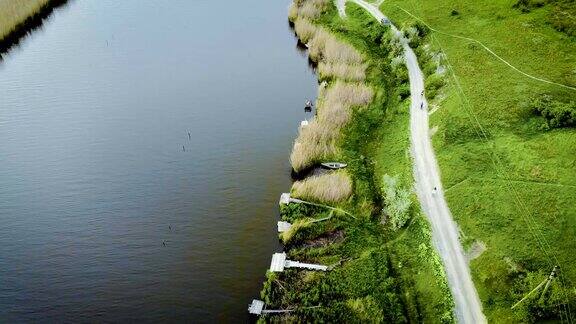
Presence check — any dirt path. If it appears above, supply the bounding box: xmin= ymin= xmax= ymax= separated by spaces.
xmin=335 ymin=1 xmax=486 ymax=322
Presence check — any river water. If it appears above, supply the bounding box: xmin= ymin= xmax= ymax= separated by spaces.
xmin=0 ymin=0 xmax=316 ymax=321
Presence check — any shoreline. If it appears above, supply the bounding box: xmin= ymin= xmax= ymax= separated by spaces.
xmin=254 ymin=1 xmax=454 ymax=321
xmin=0 ymin=0 xmax=69 ymax=56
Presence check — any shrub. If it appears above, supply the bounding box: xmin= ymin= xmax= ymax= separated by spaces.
xmin=513 ymin=0 xmax=546 ymax=13
xmin=292 ymin=171 xmax=353 ymax=203
xmin=529 ymin=94 xmax=576 ymax=128
xmin=549 ymin=1 xmax=576 ymax=36
xmin=425 ymin=72 xmax=444 ymax=99
xmin=381 ymin=174 xmax=411 ymax=230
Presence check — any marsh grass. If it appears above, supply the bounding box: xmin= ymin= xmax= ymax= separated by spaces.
xmin=0 ymin=0 xmax=51 ymax=40
xmin=290 ymin=120 xmax=339 ymax=171
xmin=318 ymin=62 xmax=367 ymax=81
xmin=290 ymin=81 xmax=373 ymax=171
xmin=291 ymin=17 xmax=372 ymax=172
xmin=293 ymin=19 xmax=317 ymax=44
xmin=292 ymin=171 xmax=353 ymax=203
xmin=289 ymin=0 xmax=329 ymax=22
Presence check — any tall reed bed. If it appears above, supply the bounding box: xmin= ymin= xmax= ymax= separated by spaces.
xmin=288 ymin=2 xmax=372 ymax=204
xmin=290 ymin=18 xmax=373 ymax=172
xmin=0 ymin=0 xmax=50 ymax=40
xmin=318 ymin=62 xmax=367 ymax=81
xmin=292 ymin=171 xmax=352 ymax=203
xmin=288 ymin=0 xmax=329 ymax=22
xmin=290 ymin=80 xmax=373 ymax=171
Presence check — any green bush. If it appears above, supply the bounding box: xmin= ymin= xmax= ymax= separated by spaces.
xmin=425 ymin=72 xmax=444 ymax=99
xmin=529 ymin=94 xmax=576 ymax=128
xmin=513 ymin=0 xmax=546 ymax=13
xmin=381 ymin=174 xmax=412 ymax=230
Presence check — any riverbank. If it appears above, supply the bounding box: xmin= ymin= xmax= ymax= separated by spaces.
xmin=257 ymin=1 xmax=453 ymax=321
xmin=0 ymin=0 xmax=67 ymax=54
xmin=380 ymin=0 xmax=576 ymax=322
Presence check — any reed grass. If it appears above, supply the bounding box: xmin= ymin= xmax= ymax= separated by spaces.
xmin=322 ymin=81 xmax=373 ymax=107
xmin=318 ymin=62 xmax=367 ymax=81
xmin=289 ymin=4 xmax=371 ymax=173
xmin=292 ymin=171 xmax=353 ymax=203
xmin=293 ymin=18 xmax=317 ymax=44
xmin=290 ymin=80 xmax=373 ymax=171
xmin=323 ymin=37 xmax=363 ymax=64
xmin=290 ymin=120 xmax=339 ymax=171
xmin=316 ymin=81 xmax=373 ymax=127
xmin=289 ymin=0 xmax=329 ymax=21
xmin=0 ymin=0 xmax=50 ymax=40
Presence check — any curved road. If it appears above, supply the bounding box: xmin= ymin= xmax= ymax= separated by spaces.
xmin=336 ymin=1 xmax=486 ymax=322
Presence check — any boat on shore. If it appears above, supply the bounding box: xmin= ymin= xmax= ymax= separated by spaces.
xmin=321 ymin=162 xmax=347 ymax=169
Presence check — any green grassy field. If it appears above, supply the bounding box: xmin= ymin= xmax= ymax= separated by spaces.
xmin=379 ymin=0 xmax=576 ymax=322
xmin=0 ymin=0 xmax=51 ymax=40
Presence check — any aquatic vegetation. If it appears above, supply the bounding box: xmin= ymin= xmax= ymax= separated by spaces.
xmin=0 ymin=0 xmax=50 ymax=40
xmin=298 ymin=0 xmax=329 ymax=20
xmin=318 ymin=62 xmax=366 ymax=81
xmin=290 ymin=119 xmax=339 ymax=171
xmin=292 ymin=171 xmax=353 ymax=203
xmin=290 ymin=14 xmax=371 ymax=172
xmin=293 ymin=18 xmax=317 ymax=44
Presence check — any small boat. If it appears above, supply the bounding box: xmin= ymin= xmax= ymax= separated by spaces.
xmin=305 ymin=100 xmax=313 ymax=109
xmin=300 ymin=120 xmax=309 ymax=127
xmin=321 ymin=162 xmax=347 ymax=169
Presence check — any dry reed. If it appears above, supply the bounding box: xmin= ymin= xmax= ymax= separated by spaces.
xmin=290 ymin=120 xmax=339 ymax=172
xmin=289 ymin=2 xmax=372 ymax=174
xmin=318 ymin=62 xmax=367 ymax=81
xmin=323 ymin=37 xmax=363 ymax=64
xmin=290 ymin=0 xmax=329 ymax=21
xmin=292 ymin=172 xmax=353 ymax=203
xmin=293 ymin=19 xmax=317 ymax=44
xmin=0 ymin=0 xmax=50 ymax=40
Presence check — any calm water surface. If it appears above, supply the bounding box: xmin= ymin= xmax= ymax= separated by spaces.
xmin=0 ymin=0 xmax=316 ymax=321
